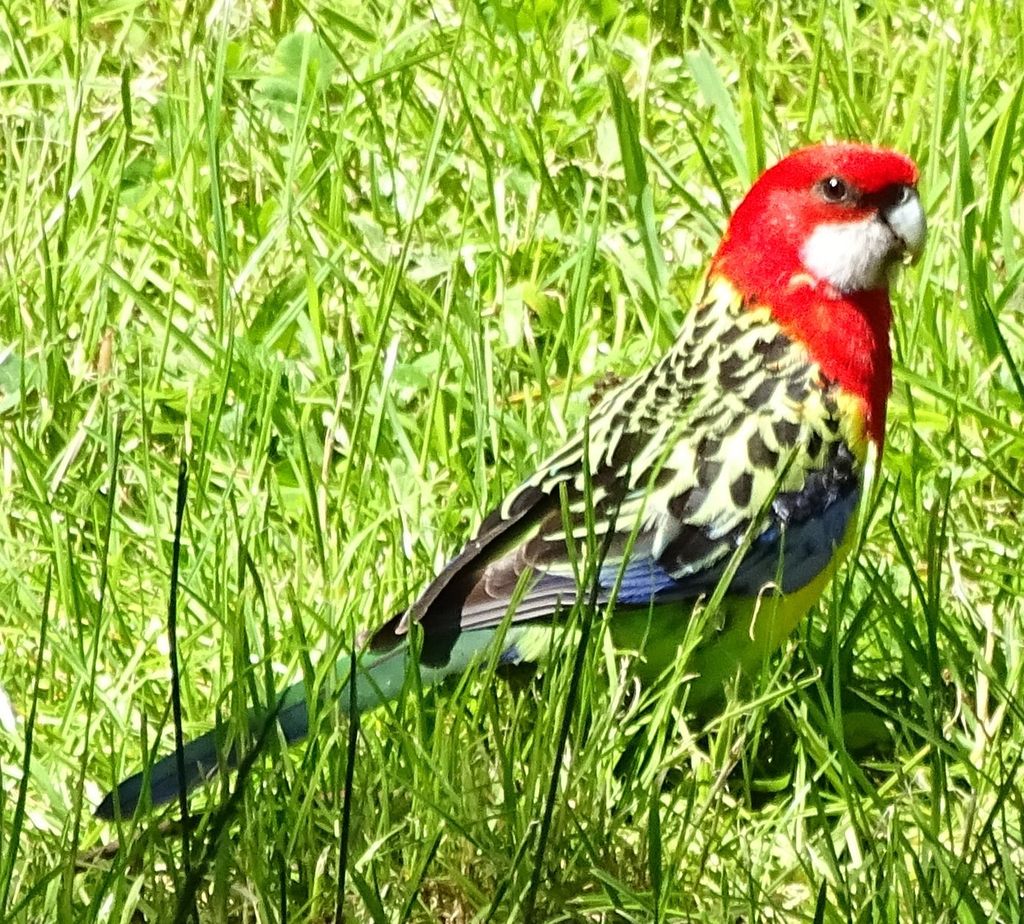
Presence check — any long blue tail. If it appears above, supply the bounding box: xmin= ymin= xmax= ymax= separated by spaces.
xmin=96 ymin=628 xmax=507 ymax=818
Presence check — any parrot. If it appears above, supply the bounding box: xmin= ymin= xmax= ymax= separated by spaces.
xmin=97 ymin=142 xmax=926 ymax=819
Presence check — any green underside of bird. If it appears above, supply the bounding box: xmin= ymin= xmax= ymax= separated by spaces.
xmin=97 ymin=565 xmax=854 ymax=819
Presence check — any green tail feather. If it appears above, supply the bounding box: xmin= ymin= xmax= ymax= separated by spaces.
xmin=96 ymin=628 xmax=511 ymax=818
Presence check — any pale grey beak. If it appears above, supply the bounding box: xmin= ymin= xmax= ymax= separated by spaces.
xmin=884 ymin=186 xmax=926 ymax=260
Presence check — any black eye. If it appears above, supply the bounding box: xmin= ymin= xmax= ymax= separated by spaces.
xmin=821 ymin=176 xmax=848 ymax=202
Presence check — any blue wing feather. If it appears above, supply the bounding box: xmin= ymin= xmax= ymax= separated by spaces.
xmin=596 ymin=475 xmax=859 ymax=604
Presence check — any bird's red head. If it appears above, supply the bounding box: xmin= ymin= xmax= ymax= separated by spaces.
xmin=710 ymin=143 xmax=925 ymax=446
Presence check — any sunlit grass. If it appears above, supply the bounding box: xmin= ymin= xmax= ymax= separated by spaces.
xmin=1 ymin=0 xmax=1022 ymax=920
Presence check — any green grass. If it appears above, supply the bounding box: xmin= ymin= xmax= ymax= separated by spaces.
xmin=1 ymin=0 xmax=1023 ymax=920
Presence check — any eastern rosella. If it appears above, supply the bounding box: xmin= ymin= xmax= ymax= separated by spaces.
xmin=98 ymin=143 xmax=926 ymax=818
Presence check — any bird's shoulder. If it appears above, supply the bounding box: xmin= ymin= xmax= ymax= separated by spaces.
xmin=489 ymin=276 xmax=864 ymax=535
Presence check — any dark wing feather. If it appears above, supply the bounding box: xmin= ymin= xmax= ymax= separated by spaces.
xmin=369 ymin=485 xmax=559 ymax=665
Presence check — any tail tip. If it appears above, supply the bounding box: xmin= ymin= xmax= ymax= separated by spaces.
xmin=94 ymin=790 xmax=124 ymax=820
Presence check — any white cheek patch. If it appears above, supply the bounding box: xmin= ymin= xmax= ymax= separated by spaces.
xmin=800 ymin=219 xmax=897 ymax=293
